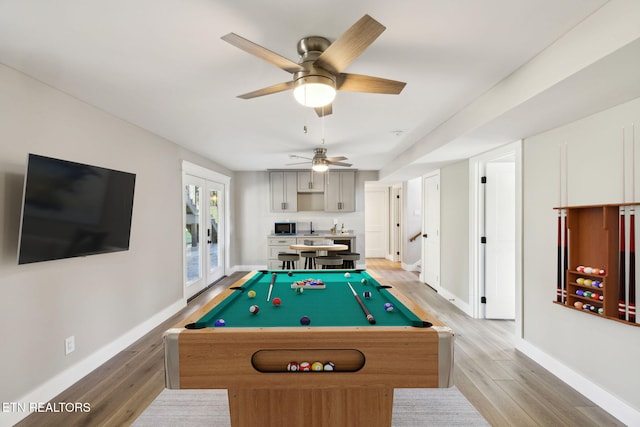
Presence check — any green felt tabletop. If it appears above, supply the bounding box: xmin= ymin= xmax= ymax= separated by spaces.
xmin=193 ymin=270 xmax=427 ymax=328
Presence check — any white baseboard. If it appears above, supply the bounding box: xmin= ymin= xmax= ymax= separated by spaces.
xmin=516 ymin=338 xmax=640 ymax=427
xmin=401 ymin=261 xmax=421 ymax=272
xmin=229 ymin=265 xmax=266 ymax=274
xmin=2 ymin=299 xmax=186 ymax=427
xmin=438 ymin=287 xmax=473 ymax=317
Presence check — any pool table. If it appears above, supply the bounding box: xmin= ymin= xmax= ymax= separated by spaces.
xmin=164 ymin=269 xmax=454 ymax=427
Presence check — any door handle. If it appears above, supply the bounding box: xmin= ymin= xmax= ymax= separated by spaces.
xmin=422 ymin=234 xmax=428 ymax=238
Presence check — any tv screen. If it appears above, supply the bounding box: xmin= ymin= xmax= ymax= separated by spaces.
xmin=17 ymin=154 xmax=136 ymax=264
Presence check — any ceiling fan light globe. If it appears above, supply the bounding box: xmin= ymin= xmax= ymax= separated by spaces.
xmin=293 ymin=76 xmax=336 ymax=108
xmin=311 ymin=158 xmax=329 ymax=172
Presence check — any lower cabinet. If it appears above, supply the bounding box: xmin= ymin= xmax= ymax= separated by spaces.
xmin=267 ymin=237 xmax=297 ymax=270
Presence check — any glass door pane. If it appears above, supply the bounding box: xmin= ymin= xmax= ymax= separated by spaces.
xmin=185 ymin=182 xmax=202 ymax=285
xmin=208 ymin=188 xmax=220 ymax=272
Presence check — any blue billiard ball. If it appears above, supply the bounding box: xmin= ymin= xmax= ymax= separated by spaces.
xmin=384 ymin=302 xmax=394 ymax=312
xmin=214 ymin=319 xmax=226 ymax=327
xmin=300 ymin=315 xmax=311 ymax=325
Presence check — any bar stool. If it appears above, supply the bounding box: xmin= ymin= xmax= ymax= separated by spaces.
xmin=315 ymin=255 xmax=343 ymax=269
xmin=338 ymin=252 xmax=360 ymax=269
xmin=300 ymin=251 xmax=317 ymax=269
xmin=278 ymin=253 xmax=299 ymax=270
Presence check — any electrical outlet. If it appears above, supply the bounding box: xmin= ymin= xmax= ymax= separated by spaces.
xmin=65 ymin=336 xmax=75 ymax=355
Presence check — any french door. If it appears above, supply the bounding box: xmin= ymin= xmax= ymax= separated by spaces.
xmin=183 ymin=174 xmax=225 ymax=299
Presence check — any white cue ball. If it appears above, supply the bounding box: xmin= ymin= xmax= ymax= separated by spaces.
xmin=344 ymin=272 xmax=351 ymax=278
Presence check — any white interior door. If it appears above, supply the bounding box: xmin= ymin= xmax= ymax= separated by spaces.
xmin=184 ymin=174 xmax=225 ymax=299
xmin=364 ymin=186 xmax=389 ymax=258
xmin=422 ymin=172 xmax=440 ymax=291
xmin=484 ymin=162 xmax=516 ymax=319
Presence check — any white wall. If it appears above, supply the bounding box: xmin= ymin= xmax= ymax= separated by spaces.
xmin=439 ymin=161 xmax=470 ymax=305
xmin=521 ymin=96 xmax=640 ymax=421
xmin=0 ymin=64 xmax=231 ymax=425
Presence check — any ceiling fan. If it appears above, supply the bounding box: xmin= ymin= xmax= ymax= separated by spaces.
xmin=221 ymin=14 xmax=406 ymax=117
xmin=288 ymin=147 xmax=352 ymax=172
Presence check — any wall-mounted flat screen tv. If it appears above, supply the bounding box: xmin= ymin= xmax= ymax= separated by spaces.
xmin=17 ymin=154 xmax=136 ymax=264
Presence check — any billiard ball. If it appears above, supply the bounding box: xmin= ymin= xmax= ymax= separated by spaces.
xmin=574 ymin=301 xmax=583 ymax=309
xmin=598 ymin=269 xmax=606 ymax=275
xmin=300 ymin=315 xmax=311 ymax=325
xmin=344 ymin=272 xmax=351 ymax=278
xmin=323 ymin=362 xmax=335 ymax=371
xmin=577 ymin=265 xmax=585 ymax=272
xmin=214 ymin=319 xmax=226 ymax=327
xmin=363 ymin=291 xmax=372 ymax=299
xmin=584 ymin=267 xmax=593 ymax=274
xmin=247 ymin=290 xmax=257 ymax=299
xmin=249 ymin=304 xmax=260 ymax=314
xmin=311 ymin=362 xmax=324 ymax=371
xmin=287 ymin=362 xmax=299 ymax=371
xmin=584 ymin=279 xmax=592 ymax=286
xmin=361 ymin=278 xmax=368 ymax=285
xmin=598 ymin=307 xmax=604 ymax=314
xmin=272 ymin=297 xmax=282 ymax=306
xmin=576 ymin=278 xmax=584 ymax=285
xmin=299 ymin=362 xmax=311 ymax=371
xmin=296 ymin=287 xmax=304 ymax=294
xmin=384 ymin=302 xmax=394 ymax=312
xmin=288 ymin=271 xmax=293 ymax=276
xmin=576 ymin=289 xmax=584 ymax=296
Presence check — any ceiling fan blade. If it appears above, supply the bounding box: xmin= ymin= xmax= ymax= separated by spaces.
xmin=314 ymin=103 xmax=333 ymax=117
xmin=337 ymin=73 xmax=406 ymax=94
xmin=221 ymin=33 xmax=304 ymax=74
xmin=314 ymin=15 xmax=385 ymax=75
xmin=326 ymin=156 xmax=347 ymax=162
xmin=237 ymin=81 xmax=295 ymax=99
xmin=328 ymin=161 xmax=352 ymax=167
xmin=286 ymin=161 xmax=311 ymax=166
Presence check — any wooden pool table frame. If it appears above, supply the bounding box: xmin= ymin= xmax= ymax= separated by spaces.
xmin=164 ymin=270 xmax=454 ymax=427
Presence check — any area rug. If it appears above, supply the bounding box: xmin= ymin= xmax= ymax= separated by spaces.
xmin=133 ymin=387 xmax=489 ymax=426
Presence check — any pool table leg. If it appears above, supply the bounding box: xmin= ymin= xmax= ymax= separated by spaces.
xmin=228 ymin=387 xmax=394 ymax=427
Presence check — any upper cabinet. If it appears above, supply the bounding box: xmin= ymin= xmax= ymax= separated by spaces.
xmin=324 ymin=171 xmax=355 ymax=212
xmin=297 ymin=171 xmax=325 ymax=193
xmin=269 ymin=170 xmax=356 ymax=212
xmin=270 ymin=171 xmax=297 ymax=212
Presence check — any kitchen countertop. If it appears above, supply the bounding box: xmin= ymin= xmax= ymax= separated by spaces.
xmin=268 ymin=230 xmax=355 ymax=238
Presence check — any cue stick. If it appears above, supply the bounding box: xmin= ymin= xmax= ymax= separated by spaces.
xmin=556 ymin=211 xmax=563 ymax=303
xmin=629 ymin=208 xmax=636 ymax=322
xmin=266 ymin=272 xmax=276 ymax=302
xmin=563 ymin=210 xmax=568 ymax=303
xmin=619 ymin=207 xmax=627 ymax=320
xmin=347 ymin=282 xmax=376 ymax=324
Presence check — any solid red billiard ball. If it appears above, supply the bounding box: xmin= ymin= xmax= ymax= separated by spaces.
xmin=272 ymin=297 xmax=282 ymax=306
xmin=249 ymin=304 xmax=259 ymax=314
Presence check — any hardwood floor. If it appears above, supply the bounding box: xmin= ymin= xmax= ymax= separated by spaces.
xmin=17 ymin=261 xmax=624 ymax=427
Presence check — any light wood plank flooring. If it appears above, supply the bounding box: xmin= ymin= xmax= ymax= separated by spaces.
xmin=17 ymin=260 xmax=624 ymax=426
